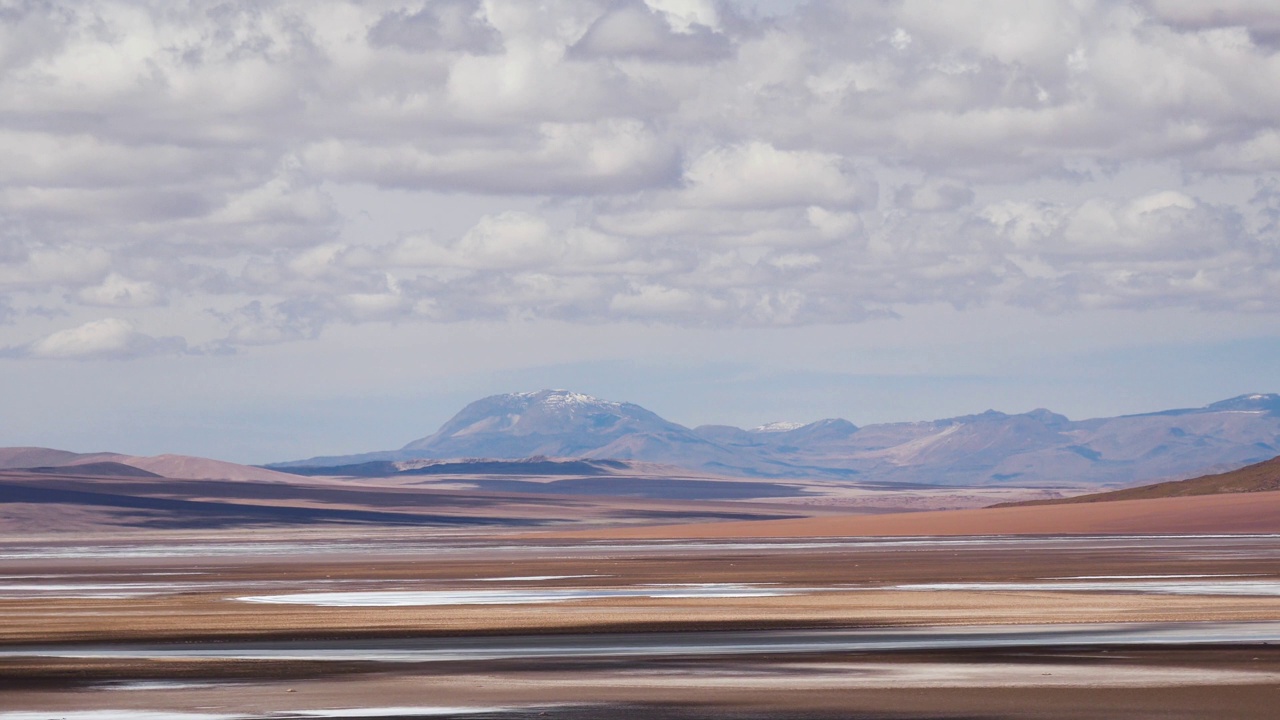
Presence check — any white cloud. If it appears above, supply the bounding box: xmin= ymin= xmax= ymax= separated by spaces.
xmin=993 ymin=190 xmax=1240 ymax=260
xmin=682 ymin=142 xmax=876 ymax=210
xmin=448 ymin=211 xmax=561 ymax=269
xmin=610 ymin=283 xmax=702 ymax=316
xmin=19 ymin=318 xmax=186 ymax=360
xmin=2 ymin=0 xmax=1280 ymax=356
xmin=646 ymin=0 xmax=720 ymax=33
xmin=0 ymin=245 xmax=111 ymax=290
xmin=76 ymin=274 xmax=163 ymax=308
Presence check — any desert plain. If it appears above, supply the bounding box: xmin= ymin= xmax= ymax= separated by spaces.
xmin=4 ymin=462 xmax=1280 ymax=719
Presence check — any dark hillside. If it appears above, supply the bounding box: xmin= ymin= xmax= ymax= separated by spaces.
xmin=993 ymin=455 xmax=1280 ymax=507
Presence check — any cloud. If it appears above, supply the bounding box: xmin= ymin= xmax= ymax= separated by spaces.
xmin=989 ymin=191 xmax=1245 ymax=260
xmin=304 ymin=120 xmax=679 ymax=194
xmin=217 ymin=300 xmax=327 ymax=347
xmin=368 ymin=0 xmax=504 ymax=54
xmin=1143 ymin=0 xmax=1280 ymax=44
xmin=2 ymin=0 xmax=1279 ymax=356
xmin=681 ymin=142 xmax=876 ymax=210
xmin=895 ymin=178 xmax=975 ymax=212
xmin=0 ymin=244 xmax=111 ymax=291
xmin=76 ymin=274 xmax=163 ymax=308
xmin=570 ymin=0 xmax=731 ymax=62
xmin=12 ymin=319 xmax=186 ymax=360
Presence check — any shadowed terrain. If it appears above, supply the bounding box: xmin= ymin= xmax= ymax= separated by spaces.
xmin=0 ymin=466 xmax=807 ymax=533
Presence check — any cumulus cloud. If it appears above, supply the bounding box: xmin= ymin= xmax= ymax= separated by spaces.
xmin=304 ymin=120 xmax=679 ymax=194
xmin=681 ymin=142 xmax=876 ymax=210
xmin=0 ymin=244 xmax=111 ymax=291
xmin=10 ymin=319 xmax=187 ymax=360
xmin=570 ymin=0 xmax=731 ymax=62
xmin=3 ymin=0 xmax=1280 ymax=356
xmin=368 ymin=0 xmax=504 ymax=54
xmin=896 ymin=178 xmax=975 ymax=212
xmin=76 ymin=274 xmax=163 ymax=308
xmin=1144 ymin=0 xmax=1280 ymax=43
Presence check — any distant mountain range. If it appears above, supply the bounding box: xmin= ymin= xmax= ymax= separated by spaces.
xmin=273 ymin=389 xmax=1280 ymax=488
xmin=997 ymin=454 xmax=1280 ymax=508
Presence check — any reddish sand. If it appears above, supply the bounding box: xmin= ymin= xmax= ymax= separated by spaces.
xmin=556 ymin=488 xmax=1280 ymax=539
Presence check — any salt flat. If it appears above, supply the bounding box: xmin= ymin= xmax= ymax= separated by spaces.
xmin=2 ymin=531 xmax=1280 ymax=718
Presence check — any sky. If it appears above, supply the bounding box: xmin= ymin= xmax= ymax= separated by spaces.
xmin=2 ymin=0 xmax=1279 ymax=463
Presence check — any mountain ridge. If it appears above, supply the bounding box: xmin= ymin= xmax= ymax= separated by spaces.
xmin=272 ymin=390 xmax=1280 ymax=488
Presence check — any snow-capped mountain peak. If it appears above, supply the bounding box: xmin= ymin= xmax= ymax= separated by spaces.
xmin=518 ymin=389 xmax=621 ymax=413
xmin=750 ymin=421 xmax=806 ymax=433
xmin=276 ymin=391 xmax=1280 ymax=488
xmin=398 ymin=389 xmax=695 ymax=459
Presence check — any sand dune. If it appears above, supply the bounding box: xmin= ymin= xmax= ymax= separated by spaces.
xmin=562 ymin=489 xmax=1280 ymax=539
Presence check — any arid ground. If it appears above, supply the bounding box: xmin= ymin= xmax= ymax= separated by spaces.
xmin=3 ymin=523 xmax=1280 ymax=719
xmin=5 ymin=460 xmax=1280 ymax=718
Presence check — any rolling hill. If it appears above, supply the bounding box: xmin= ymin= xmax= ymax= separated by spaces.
xmin=0 ymin=447 xmax=302 ymax=483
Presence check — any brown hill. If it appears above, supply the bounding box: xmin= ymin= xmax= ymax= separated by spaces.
xmin=109 ymin=454 xmax=303 ymax=483
xmin=25 ymin=461 xmax=164 ymax=478
xmin=553 ymin=490 xmax=1280 ymax=539
xmin=0 ymin=446 xmax=311 ymax=484
xmin=992 ymin=454 xmax=1280 ymax=508
xmin=0 ymin=447 xmax=121 ymax=469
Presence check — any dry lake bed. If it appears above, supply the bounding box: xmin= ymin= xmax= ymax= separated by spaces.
xmin=2 ymin=531 xmax=1280 ymax=718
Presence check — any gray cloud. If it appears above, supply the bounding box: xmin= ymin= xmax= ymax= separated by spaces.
xmin=570 ymin=0 xmax=732 ymax=63
xmin=368 ymin=0 xmax=504 ymax=54
xmin=896 ymin=179 xmax=975 ymax=212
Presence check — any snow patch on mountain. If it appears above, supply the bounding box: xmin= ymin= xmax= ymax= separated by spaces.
xmin=520 ymin=389 xmax=620 ymax=411
xmin=751 ymin=421 xmax=807 ymax=433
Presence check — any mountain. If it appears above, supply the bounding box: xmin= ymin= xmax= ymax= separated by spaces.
xmin=403 ymin=390 xmax=701 ymax=459
xmin=274 ymin=390 xmax=1280 ymax=488
xmin=279 ymin=390 xmax=811 ymax=478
